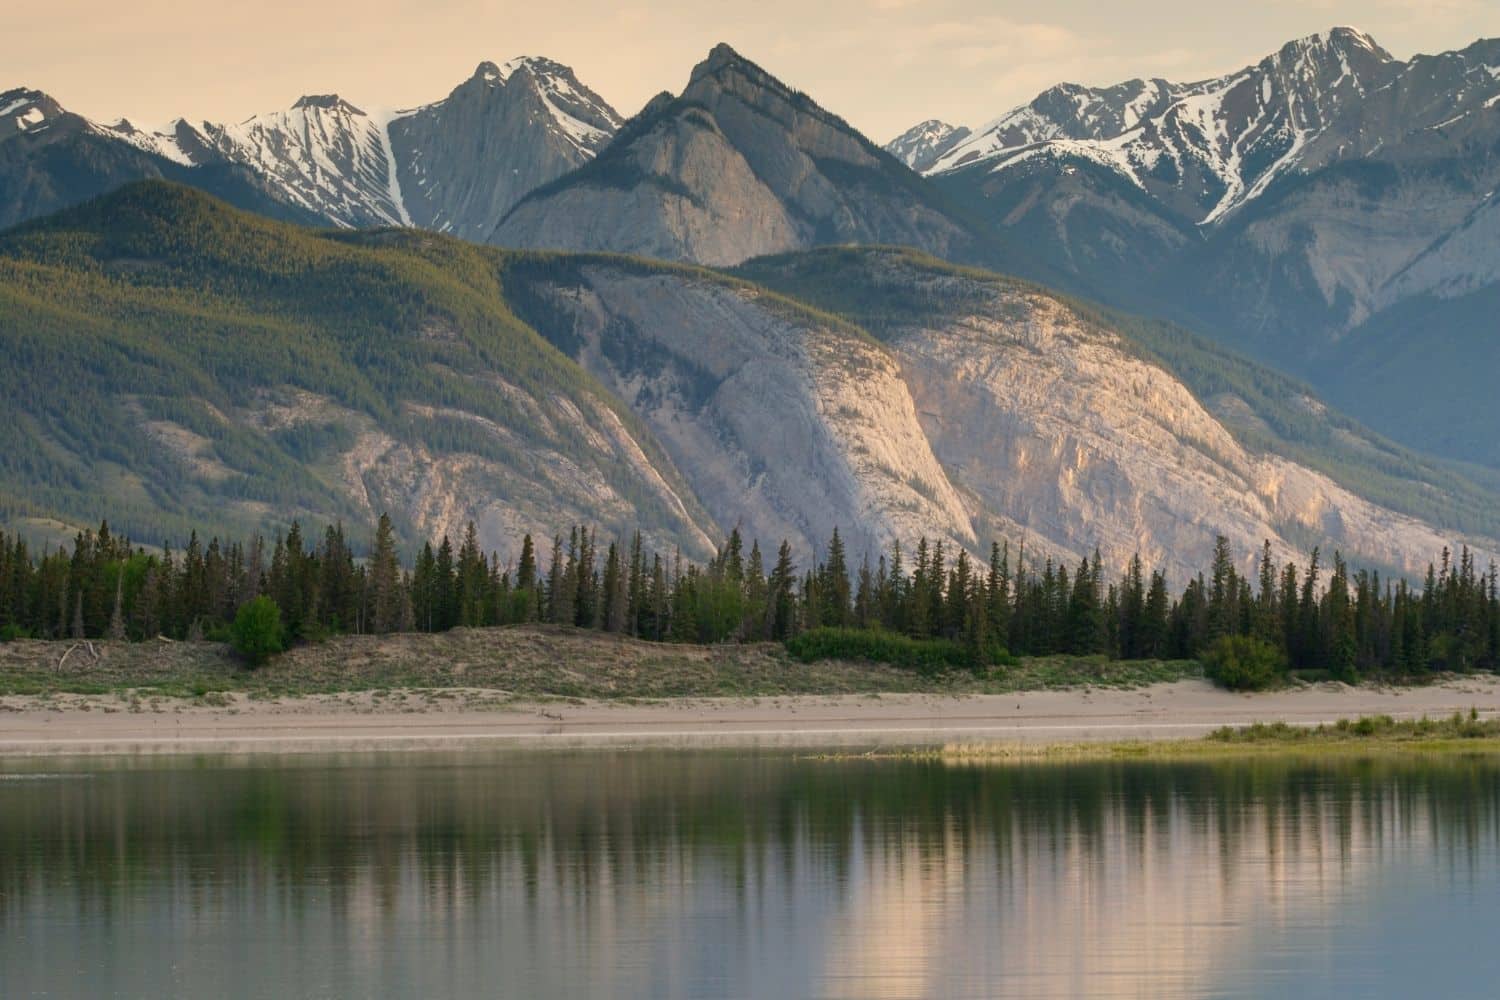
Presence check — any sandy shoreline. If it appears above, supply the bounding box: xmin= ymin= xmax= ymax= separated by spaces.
xmin=3 ymin=677 xmax=1500 ymax=756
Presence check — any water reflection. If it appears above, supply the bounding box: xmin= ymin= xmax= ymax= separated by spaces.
xmin=2 ymin=752 xmax=1498 ymax=998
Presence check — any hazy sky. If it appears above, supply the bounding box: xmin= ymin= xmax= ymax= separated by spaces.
xmin=9 ymin=0 xmax=1500 ymax=142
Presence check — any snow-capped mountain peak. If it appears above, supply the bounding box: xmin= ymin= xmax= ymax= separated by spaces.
xmin=0 ymin=88 xmax=63 ymax=141
xmin=921 ymin=27 xmax=1425 ymax=226
xmin=885 ymin=120 xmax=972 ymax=172
xmin=473 ymin=60 xmax=508 ymax=85
xmin=18 ymin=57 xmax=625 ymax=238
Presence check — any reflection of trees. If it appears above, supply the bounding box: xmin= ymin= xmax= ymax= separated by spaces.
xmin=2 ymin=752 xmax=1499 ymax=919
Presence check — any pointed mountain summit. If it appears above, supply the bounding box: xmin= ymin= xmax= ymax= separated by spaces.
xmin=389 ymin=55 xmax=622 ymax=239
xmin=491 ymin=43 xmax=983 ymax=266
xmin=290 ymin=94 xmax=366 ymax=114
xmin=885 ymin=120 xmax=972 ymax=172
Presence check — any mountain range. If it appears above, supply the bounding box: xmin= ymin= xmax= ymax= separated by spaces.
xmin=896 ymin=28 xmax=1500 ymax=468
xmin=4 ymin=30 xmax=1500 ymax=577
xmin=1 ymin=182 xmax=1494 ymax=583
xmin=2 ymin=55 xmax=620 ymax=241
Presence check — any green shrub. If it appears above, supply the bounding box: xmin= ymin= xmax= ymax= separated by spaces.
xmin=230 ymin=596 xmax=285 ymax=667
xmin=0 ymin=624 xmax=31 ymax=643
xmin=1203 ymin=635 xmax=1286 ymax=691
xmin=786 ymin=628 xmax=980 ymax=674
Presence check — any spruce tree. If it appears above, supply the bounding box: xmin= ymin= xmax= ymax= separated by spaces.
xmin=369 ymin=514 xmax=401 ymax=634
xmin=820 ymin=527 xmax=851 ymax=628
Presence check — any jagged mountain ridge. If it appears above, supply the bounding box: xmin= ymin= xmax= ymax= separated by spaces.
xmin=919 ymin=28 xmax=1412 ymax=226
xmin=3 ymin=183 xmax=1494 ymax=582
xmin=0 ymin=87 xmax=325 ymax=230
xmin=389 ymin=58 xmax=622 ymax=240
xmin=0 ymin=56 xmax=622 ymax=239
xmin=888 ymin=28 xmax=1500 ymax=472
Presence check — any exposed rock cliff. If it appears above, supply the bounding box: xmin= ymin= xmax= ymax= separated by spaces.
xmin=737 ymin=249 xmax=1498 ymax=579
xmin=503 ymin=259 xmax=973 ymax=559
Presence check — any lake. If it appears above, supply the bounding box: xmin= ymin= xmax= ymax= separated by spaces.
xmin=2 ymin=749 xmax=1499 ymax=998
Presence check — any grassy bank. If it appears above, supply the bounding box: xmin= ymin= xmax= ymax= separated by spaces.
xmin=1205 ymin=712 xmax=1500 ymax=746
xmin=0 ymin=626 xmax=1203 ymax=701
xmin=923 ymin=713 xmax=1500 ymax=763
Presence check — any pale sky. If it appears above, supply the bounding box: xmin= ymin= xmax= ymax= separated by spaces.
xmin=9 ymin=0 xmax=1500 ymax=142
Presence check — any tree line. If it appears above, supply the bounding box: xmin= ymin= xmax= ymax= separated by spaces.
xmin=2 ymin=517 xmax=1498 ymax=678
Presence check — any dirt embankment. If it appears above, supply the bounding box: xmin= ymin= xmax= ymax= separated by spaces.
xmin=2 ymin=627 xmax=1499 ymax=756
xmin=0 ymin=625 xmax=1197 ymax=700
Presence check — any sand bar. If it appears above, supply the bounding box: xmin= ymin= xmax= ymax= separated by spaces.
xmin=3 ymin=677 xmax=1500 ymax=756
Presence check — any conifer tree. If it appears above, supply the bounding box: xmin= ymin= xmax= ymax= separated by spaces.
xmin=820 ymin=527 xmax=851 ymax=628
xmin=602 ymin=541 xmax=626 ymax=633
xmin=369 ymin=514 xmax=402 ymax=634
xmin=768 ymin=541 xmax=797 ymax=641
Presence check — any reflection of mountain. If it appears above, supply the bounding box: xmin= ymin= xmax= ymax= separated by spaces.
xmin=2 ymin=755 xmax=1498 ymax=997
xmin=818 ymin=770 xmax=1436 ymax=997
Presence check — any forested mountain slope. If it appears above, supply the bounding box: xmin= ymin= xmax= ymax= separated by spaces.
xmin=0 ymin=182 xmax=714 ymax=559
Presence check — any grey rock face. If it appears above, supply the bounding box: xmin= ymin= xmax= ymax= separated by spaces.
xmin=505 ymin=259 xmax=974 ymax=559
xmin=763 ymin=250 xmax=1500 ymax=577
xmin=391 ymin=58 xmax=622 ymax=240
xmin=492 ymin=44 xmax=978 ymax=266
xmin=505 ymin=250 xmax=1497 ymax=579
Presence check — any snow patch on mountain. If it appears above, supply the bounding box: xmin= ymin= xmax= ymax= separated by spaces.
xmin=0 ymin=89 xmax=58 ymax=139
xmin=367 ymin=108 xmax=415 ymax=227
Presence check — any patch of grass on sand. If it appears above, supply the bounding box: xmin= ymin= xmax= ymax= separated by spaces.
xmin=1205 ymin=711 xmax=1500 ymax=745
xmin=914 ymin=712 xmax=1500 ymax=763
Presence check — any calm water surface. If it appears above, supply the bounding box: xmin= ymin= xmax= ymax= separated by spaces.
xmin=2 ymin=749 xmax=1499 ymax=998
